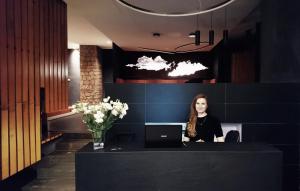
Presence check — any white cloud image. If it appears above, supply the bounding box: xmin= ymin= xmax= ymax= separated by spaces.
xmin=168 ymin=61 xmax=208 ymax=77
xmin=126 ymin=56 xmax=171 ymax=71
xmin=126 ymin=56 xmax=208 ymax=76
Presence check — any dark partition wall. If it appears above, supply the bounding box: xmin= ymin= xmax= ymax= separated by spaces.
xmin=104 ymin=83 xmax=299 ymax=191
xmin=261 ymin=0 xmax=300 ymax=82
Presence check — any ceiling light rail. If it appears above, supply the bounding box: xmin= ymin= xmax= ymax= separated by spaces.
xmin=175 ymin=44 xmax=211 ymax=53
xmin=115 ymin=0 xmax=235 ymax=17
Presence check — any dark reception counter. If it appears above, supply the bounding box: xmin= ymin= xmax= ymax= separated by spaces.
xmin=75 ymin=143 xmax=282 ymax=191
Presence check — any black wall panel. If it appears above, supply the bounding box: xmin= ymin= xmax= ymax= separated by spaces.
xmin=104 ymin=83 xmax=145 ymax=103
xmin=145 ymin=84 xmax=225 ymax=104
xmin=226 ymin=104 xmax=299 ymax=123
xmin=117 ymin=104 xmax=145 ymax=123
xmin=242 ymin=124 xmax=299 ymax=144
xmin=145 ymin=103 xmax=225 ymax=123
xmin=227 ymin=83 xmax=300 ymax=103
xmin=145 ymin=103 xmax=190 ymax=122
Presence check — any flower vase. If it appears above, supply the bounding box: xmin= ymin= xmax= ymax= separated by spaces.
xmin=92 ymin=130 xmax=106 ymax=150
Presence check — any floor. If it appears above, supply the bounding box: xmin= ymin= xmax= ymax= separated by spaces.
xmin=22 ymin=138 xmax=90 ymax=191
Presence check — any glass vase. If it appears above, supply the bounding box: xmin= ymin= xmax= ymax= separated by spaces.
xmin=92 ymin=130 xmax=106 ymax=150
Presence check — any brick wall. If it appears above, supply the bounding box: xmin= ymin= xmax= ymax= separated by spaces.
xmin=80 ymin=45 xmax=103 ymax=104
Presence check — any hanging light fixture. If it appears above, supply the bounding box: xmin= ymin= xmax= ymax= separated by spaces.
xmin=209 ymin=13 xmax=214 ymax=45
xmin=195 ymin=30 xmax=200 ymax=46
xmin=195 ymin=14 xmax=200 ymax=46
xmin=119 ymin=0 xmax=233 ymax=53
xmin=223 ymin=30 xmax=229 ymax=43
xmin=190 ymin=12 xmax=214 ymax=47
xmin=223 ymin=7 xmax=229 ymax=45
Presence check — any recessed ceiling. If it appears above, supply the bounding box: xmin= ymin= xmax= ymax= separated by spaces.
xmin=66 ymin=0 xmax=261 ymax=52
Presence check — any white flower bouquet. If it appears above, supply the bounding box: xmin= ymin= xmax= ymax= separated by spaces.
xmin=71 ymin=96 xmax=129 ymax=149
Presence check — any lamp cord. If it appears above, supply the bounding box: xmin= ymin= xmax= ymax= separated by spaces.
xmin=196 ymin=0 xmax=201 ymax=30
xmin=210 ymin=12 xmax=213 ymax=29
xmin=225 ymin=7 xmax=227 ymax=29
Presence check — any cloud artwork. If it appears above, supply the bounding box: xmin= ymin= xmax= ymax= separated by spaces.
xmin=126 ymin=56 xmax=171 ymax=71
xmin=168 ymin=61 xmax=208 ymax=77
xmin=126 ymin=56 xmax=208 ymax=77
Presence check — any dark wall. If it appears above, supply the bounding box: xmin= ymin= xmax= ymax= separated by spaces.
xmin=99 ymin=49 xmax=114 ymax=83
xmin=112 ymin=43 xmax=123 ymax=82
xmin=260 ymin=0 xmax=300 ymax=82
xmin=104 ymin=83 xmax=299 ymax=191
xmin=68 ymin=49 xmax=80 ymax=105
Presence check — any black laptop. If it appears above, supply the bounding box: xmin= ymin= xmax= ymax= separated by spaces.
xmin=144 ymin=124 xmax=183 ymax=147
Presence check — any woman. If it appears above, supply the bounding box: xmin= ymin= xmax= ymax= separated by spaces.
xmin=184 ymin=94 xmax=224 ymax=142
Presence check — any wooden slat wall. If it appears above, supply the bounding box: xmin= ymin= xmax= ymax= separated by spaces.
xmin=15 ymin=0 xmax=24 ymax=171
xmin=34 ymin=0 xmax=41 ymax=162
xmin=57 ymin=1 xmax=62 ymax=110
xmin=1 ymin=0 xmax=9 ymax=180
xmin=63 ymin=2 xmax=68 ymax=109
xmin=7 ymin=0 xmax=17 ymax=175
xmin=21 ymin=0 xmax=31 ymax=168
xmin=28 ymin=0 xmax=36 ymax=165
xmin=0 ymin=0 xmax=68 ymax=180
xmin=49 ymin=0 xmax=53 ymax=112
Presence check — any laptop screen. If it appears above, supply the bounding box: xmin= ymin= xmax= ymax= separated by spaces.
xmin=144 ymin=124 xmax=183 ymax=147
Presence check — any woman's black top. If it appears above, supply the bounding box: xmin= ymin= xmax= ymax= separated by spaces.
xmin=185 ymin=115 xmax=223 ymax=142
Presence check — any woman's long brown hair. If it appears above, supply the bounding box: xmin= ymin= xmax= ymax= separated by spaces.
xmin=187 ymin=94 xmax=208 ymax=137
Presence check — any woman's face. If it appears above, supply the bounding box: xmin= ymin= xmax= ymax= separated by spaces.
xmin=195 ymin=98 xmax=208 ymax=114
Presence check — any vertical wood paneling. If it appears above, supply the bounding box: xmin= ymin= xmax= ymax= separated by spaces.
xmin=34 ymin=0 xmax=41 ymax=161
xmin=0 ymin=111 xmax=9 ymax=179
xmin=7 ymin=0 xmax=17 ymax=175
xmin=44 ymin=0 xmax=50 ymax=113
xmin=64 ymin=3 xmax=68 ymax=109
xmin=49 ymin=0 xmax=54 ymax=112
xmin=53 ymin=0 xmax=58 ymax=111
xmin=1 ymin=0 xmax=68 ymax=180
xmin=0 ymin=0 xmax=9 ymax=180
xmin=21 ymin=0 xmax=31 ymax=167
xmin=28 ymin=0 xmax=36 ymax=164
xmin=60 ymin=3 xmax=65 ymax=109
xmin=15 ymin=0 xmax=24 ymax=172
xmin=16 ymin=102 xmax=23 ymax=170
xmin=57 ymin=0 xmax=62 ymax=110
xmin=0 ymin=0 xmax=2 ymax=178
xmin=35 ymin=103 xmax=41 ymax=160
xmin=39 ymin=0 xmax=45 ymax=87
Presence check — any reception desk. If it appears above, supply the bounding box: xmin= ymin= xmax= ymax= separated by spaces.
xmin=75 ymin=143 xmax=282 ymax=191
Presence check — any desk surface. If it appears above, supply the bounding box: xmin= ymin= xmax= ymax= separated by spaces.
xmin=77 ymin=142 xmax=281 ymax=153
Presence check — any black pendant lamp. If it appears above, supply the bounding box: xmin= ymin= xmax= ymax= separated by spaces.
xmin=209 ymin=30 xmax=214 ymax=45
xmin=195 ymin=30 xmax=200 ymax=46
